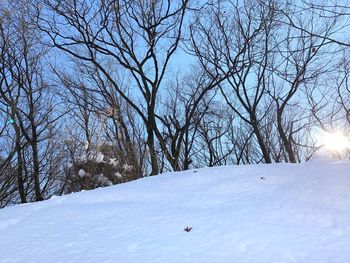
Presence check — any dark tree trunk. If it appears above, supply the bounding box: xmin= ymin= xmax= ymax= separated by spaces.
xmin=251 ymin=118 xmax=272 ymax=163
xmin=31 ymin=139 xmax=43 ymax=201
xmin=15 ymin=130 xmax=26 ymax=203
xmin=147 ymin=128 xmax=159 ymax=175
xmin=277 ymin=110 xmax=297 ymax=163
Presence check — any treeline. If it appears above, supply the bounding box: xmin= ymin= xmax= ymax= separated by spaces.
xmin=0 ymin=0 xmax=349 ymax=207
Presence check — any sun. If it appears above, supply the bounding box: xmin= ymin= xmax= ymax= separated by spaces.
xmin=320 ymin=131 xmax=350 ymax=152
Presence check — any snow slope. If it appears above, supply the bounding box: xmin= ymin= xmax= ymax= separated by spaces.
xmin=1 ymin=160 xmax=350 ymax=263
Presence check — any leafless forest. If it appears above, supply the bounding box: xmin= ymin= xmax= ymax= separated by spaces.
xmin=0 ymin=0 xmax=349 ymax=207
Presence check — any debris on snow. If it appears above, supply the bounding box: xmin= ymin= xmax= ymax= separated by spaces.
xmin=184 ymin=227 xmax=193 ymax=232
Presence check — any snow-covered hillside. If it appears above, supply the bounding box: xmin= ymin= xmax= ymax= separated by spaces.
xmin=1 ymin=160 xmax=350 ymax=263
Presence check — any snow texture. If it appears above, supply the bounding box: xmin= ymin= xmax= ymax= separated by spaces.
xmin=1 ymin=160 xmax=350 ymax=263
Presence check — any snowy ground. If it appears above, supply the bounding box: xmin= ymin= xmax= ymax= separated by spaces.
xmin=1 ymin=160 xmax=350 ymax=263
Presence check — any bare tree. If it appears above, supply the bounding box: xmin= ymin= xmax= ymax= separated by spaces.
xmin=190 ymin=0 xmax=279 ymax=163
xmin=278 ymin=0 xmax=350 ymax=48
xmin=0 ymin=7 xmax=28 ymax=203
xmin=0 ymin=1 xmax=61 ymax=202
xmin=35 ymin=0 xmax=191 ymax=175
xmin=266 ymin=7 xmax=335 ymax=162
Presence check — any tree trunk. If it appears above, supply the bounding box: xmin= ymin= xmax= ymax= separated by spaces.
xmin=251 ymin=118 xmax=272 ymax=163
xmin=15 ymin=130 xmax=26 ymax=203
xmin=277 ymin=110 xmax=297 ymax=163
xmin=32 ymin=140 xmax=43 ymax=201
xmin=147 ymin=127 xmax=159 ymax=175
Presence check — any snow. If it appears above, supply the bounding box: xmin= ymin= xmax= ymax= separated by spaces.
xmin=84 ymin=140 xmax=89 ymax=151
xmin=109 ymin=158 xmax=119 ymax=167
xmin=123 ymin=163 xmax=133 ymax=171
xmin=77 ymin=169 xmax=86 ymax=177
xmin=114 ymin=172 xmax=122 ymax=178
xmin=1 ymin=160 xmax=350 ymax=263
xmin=96 ymin=174 xmax=113 ymax=186
xmin=96 ymin=152 xmax=105 ymax=163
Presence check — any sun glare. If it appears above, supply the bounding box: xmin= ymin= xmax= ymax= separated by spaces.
xmin=320 ymin=131 xmax=350 ymax=152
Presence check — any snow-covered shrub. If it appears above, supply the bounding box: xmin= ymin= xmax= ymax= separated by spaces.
xmin=64 ymin=143 xmax=140 ymax=193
